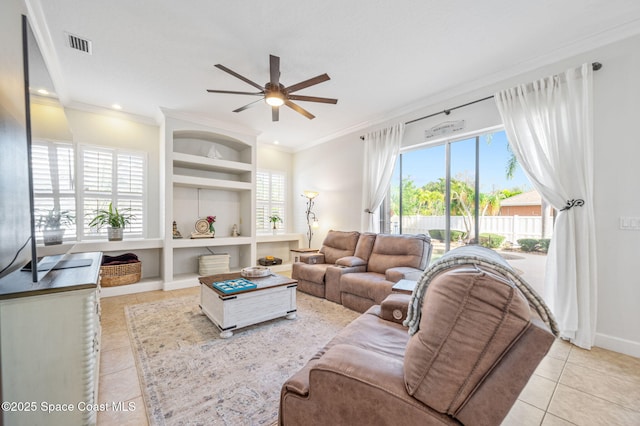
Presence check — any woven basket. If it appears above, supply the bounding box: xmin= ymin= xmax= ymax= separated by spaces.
xmin=100 ymin=262 xmax=142 ymax=287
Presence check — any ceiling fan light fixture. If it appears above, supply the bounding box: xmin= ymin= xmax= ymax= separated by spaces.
xmin=265 ymin=92 xmax=285 ymax=107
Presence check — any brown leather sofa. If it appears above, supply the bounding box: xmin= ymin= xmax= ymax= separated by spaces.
xmin=291 ymin=230 xmax=360 ymax=298
xmin=293 ymin=232 xmax=432 ymax=312
xmin=280 ymin=247 xmax=556 ymax=426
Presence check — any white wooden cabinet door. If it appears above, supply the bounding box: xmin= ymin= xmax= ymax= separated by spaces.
xmin=0 ymin=288 xmax=100 ymax=426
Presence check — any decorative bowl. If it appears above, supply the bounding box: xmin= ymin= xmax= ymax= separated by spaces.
xmin=241 ymin=266 xmax=272 ymax=278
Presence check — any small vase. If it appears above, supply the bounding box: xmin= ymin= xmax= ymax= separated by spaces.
xmin=43 ymin=229 xmax=65 ymax=246
xmin=210 ymin=224 xmax=215 ymax=238
xmin=107 ymin=227 xmax=123 ymax=241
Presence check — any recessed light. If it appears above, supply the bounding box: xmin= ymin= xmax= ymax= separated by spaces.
xmin=37 ymin=89 xmax=49 ymax=95
xmin=274 ymin=140 xmax=280 ymax=145
xmin=112 ymin=104 xmax=122 ymax=110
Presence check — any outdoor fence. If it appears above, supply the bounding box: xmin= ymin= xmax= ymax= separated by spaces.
xmin=397 ymin=215 xmax=552 ymax=243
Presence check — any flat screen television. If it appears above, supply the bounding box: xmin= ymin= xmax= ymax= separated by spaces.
xmin=0 ymin=15 xmax=68 ymax=282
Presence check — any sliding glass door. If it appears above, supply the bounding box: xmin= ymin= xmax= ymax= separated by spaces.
xmin=386 ymin=130 xmax=545 ymax=264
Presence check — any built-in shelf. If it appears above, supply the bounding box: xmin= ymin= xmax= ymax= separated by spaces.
xmin=173 ymin=175 xmax=252 ymax=191
xmin=172 ymin=152 xmax=251 ymax=174
xmin=38 ymin=238 xmax=164 ymax=257
xmin=256 ymin=233 xmax=304 ymax=244
xmin=171 ymin=236 xmax=253 ymax=248
xmin=100 ymin=277 xmax=164 ymax=297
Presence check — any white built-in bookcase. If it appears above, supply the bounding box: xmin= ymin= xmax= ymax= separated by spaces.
xmin=162 ymin=112 xmax=258 ymax=290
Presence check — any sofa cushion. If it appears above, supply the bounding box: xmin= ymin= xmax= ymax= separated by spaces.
xmin=367 ymin=234 xmax=430 ymax=274
xmin=340 ymin=272 xmax=393 ymax=305
xmin=353 ymin=232 xmax=377 ymax=262
xmin=403 ymin=264 xmax=531 ymax=415
xmin=292 ymin=263 xmax=333 ymax=284
xmin=320 ymin=230 xmax=360 ymax=264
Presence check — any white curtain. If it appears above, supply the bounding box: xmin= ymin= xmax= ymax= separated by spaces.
xmin=495 ymin=63 xmax=597 ymax=349
xmin=361 ymin=123 xmax=405 ymax=232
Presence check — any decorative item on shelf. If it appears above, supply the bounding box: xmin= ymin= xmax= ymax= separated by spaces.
xmin=36 ymin=208 xmax=75 ymax=246
xmin=232 ymin=224 xmax=239 ymax=237
xmin=207 ymin=145 xmax=223 ymax=160
xmin=241 ymin=266 xmax=271 ymax=278
xmin=191 ymin=218 xmax=215 ymax=239
xmin=172 ymin=221 xmax=183 ymax=239
xmin=100 ymin=253 xmax=141 ymax=287
xmin=198 ymin=252 xmax=230 ymax=275
xmin=302 ymin=190 xmax=320 ymax=248
xmin=258 ymin=255 xmax=282 ymax=266
xmin=268 ymin=214 xmax=282 ymax=235
xmin=207 ymin=215 xmax=216 ymax=236
xmin=88 ymin=202 xmax=134 ymax=241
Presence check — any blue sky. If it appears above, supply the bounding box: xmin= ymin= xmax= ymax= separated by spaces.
xmin=397 ymin=130 xmax=532 ymax=193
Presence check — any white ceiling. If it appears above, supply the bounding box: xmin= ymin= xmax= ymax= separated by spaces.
xmin=27 ymin=0 xmax=640 ymax=150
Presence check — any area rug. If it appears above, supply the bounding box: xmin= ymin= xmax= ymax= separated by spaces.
xmin=125 ymin=292 xmax=360 ymax=426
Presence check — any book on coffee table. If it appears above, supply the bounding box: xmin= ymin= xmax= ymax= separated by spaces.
xmin=211 ymin=277 xmax=257 ymax=294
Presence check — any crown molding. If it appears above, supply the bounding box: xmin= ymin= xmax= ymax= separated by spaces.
xmin=65 ymin=101 xmax=158 ymax=126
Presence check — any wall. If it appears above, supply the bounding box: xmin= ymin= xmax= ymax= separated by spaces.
xmin=256 ymin=144 xmax=294 ymax=232
xmin=294 ymin=34 xmax=640 ymax=356
xmin=293 ymin=133 xmax=364 ymax=248
xmin=64 ymin=109 xmax=161 ymax=238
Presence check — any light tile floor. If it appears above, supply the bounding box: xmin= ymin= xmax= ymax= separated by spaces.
xmin=97 ymin=287 xmax=640 ymax=426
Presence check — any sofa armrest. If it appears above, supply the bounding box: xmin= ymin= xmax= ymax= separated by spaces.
xmin=299 ymin=253 xmax=325 ymax=264
xmin=312 ymin=344 xmax=407 ymax=398
xmin=335 ymin=256 xmax=367 ymax=267
xmin=325 ymin=264 xmax=367 ymax=303
xmin=386 ymin=266 xmax=423 ymax=282
xmin=379 ymin=293 xmax=412 ymax=324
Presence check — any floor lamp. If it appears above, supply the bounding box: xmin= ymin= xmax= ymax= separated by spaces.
xmin=303 ymin=191 xmax=319 ymax=248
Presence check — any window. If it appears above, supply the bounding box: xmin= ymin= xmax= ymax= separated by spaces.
xmin=79 ymin=146 xmax=146 ymax=239
xmin=256 ymin=170 xmax=286 ymax=233
xmin=31 ymin=140 xmax=77 ymax=241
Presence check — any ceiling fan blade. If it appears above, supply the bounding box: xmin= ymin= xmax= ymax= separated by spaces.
xmin=214 ymin=64 xmax=264 ymax=91
xmin=272 ymin=106 xmax=279 ymax=122
xmin=288 ymin=94 xmax=338 ymax=104
xmin=207 ymin=89 xmax=263 ymax=96
xmin=285 ymin=74 xmax=330 ymax=94
xmin=270 ymin=55 xmax=280 ymax=87
xmin=233 ymin=99 xmax=263 ymax=113
xmin=284 ymin=100 xmax=315 ymax=120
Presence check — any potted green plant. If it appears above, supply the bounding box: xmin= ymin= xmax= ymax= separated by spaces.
xmin=268 ymin=214 xmax=282 ymax=234
xmin=37 ymin=209 xmax=75 ymax=246
xmin=88 ymin=202 xmax=134 ymax=241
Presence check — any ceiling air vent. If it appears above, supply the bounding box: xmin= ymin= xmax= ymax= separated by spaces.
xmin=66 ymin=33 xmax=92 ymax=54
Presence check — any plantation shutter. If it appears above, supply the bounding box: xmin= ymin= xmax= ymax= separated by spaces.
xmin=81 ymin=146 xmax=145 ymax=238
xmin=31 ymin=141 xmax=77 ymax=241
xmin=256 ymin=170 xmax=286 ymax=233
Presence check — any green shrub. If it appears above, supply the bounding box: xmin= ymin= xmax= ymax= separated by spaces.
xmin=479 ymin=233 xmax=505 ymax=249
xmin=538 ymin=239 xmax=551 ymax=253
xmin=428 ymin=229 xmax=444 ymax=240
xmin=517 ymin=238 xmax=539 ymax=252
xmin=428 ymin=229 xmax=467 ymax=242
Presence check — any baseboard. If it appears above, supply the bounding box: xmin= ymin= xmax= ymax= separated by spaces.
xmin=595 ymin=332 xmax=640 ymax=358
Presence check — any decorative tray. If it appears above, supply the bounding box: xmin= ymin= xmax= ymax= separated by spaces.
xmin=241 ymin=266 xmax=272 ymax=278
xmin=212 ymin=277 xmax=257 ymax=294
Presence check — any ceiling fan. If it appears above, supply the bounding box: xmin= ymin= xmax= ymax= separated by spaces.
xmin=207 ymin=54 xmax=337 ymax=121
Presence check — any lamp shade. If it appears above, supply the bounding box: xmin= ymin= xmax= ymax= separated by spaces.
xmin=303 ymin=190 xmax=319 ymax=199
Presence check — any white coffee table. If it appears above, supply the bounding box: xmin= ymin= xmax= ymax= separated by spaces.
xmin=199 ymin=272 xmax=298 ymax=338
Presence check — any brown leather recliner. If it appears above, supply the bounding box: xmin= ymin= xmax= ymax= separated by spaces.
xmin=280 ymin=247 xmax=556 ymax=426
xmin=291 ymin=230 xmax=360 ymax=298
xmin=337 ymin=233 xmax=432 ymax=312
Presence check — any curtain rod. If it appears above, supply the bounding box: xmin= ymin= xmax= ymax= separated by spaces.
xmin=360 ymin=61 xmax=602 ymax=140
